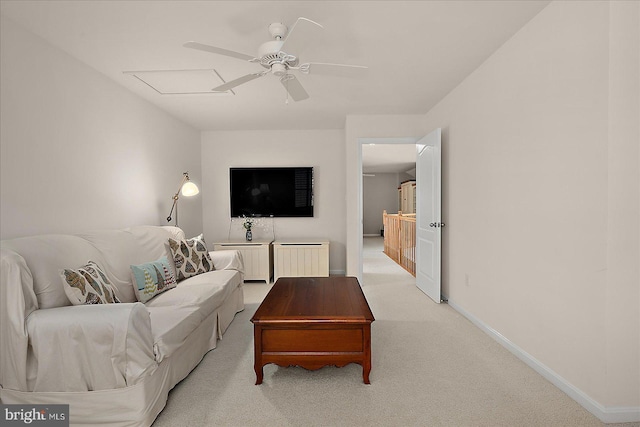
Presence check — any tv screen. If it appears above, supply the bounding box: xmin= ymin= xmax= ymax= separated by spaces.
xmin=230 ymin=167 xmax=314 ymax=217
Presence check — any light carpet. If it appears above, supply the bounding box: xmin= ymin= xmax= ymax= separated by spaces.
xmin=153 ymin=237 xmax=632 ymax=427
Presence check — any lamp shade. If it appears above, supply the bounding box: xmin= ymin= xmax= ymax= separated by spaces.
xmin=181 ymin=181 xmax=199 ymax=197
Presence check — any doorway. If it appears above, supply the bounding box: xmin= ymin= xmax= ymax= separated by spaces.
xmin=359 ymin=131 xmax=442 ymax=304
xmin=359 ymin=136 xmax=419 ymax=282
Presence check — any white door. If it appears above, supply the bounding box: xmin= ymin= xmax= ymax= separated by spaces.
xmin=415 ymin=128 xmax=442 ymax=303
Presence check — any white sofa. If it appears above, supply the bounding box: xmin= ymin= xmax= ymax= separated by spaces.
xmin=0 ymin=225 xmax=245 ymax=426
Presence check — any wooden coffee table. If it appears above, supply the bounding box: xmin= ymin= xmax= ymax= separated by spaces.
xmin=250 ymin=276 xmax=375 ymax=384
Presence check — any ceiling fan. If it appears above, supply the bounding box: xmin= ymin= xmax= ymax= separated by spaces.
xmin=183 ymin=17 xmax=367 ymax=102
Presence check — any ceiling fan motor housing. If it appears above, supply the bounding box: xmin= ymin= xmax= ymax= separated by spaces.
xmin=258 ymin=39 xmax=298 ymax=74
xmin=258 ymin=40 xmax=284 ymax=60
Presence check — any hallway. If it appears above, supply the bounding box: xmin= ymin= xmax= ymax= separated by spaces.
xmin=362 ymin=236 xmax=415 ymax=286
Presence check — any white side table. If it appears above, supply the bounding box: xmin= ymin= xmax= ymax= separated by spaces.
xmin=213 ymin=240 xmax=273 ymax=283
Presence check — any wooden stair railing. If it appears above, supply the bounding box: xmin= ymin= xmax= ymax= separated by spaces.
xmin=382 ymin=210 xmax=416 ymax=276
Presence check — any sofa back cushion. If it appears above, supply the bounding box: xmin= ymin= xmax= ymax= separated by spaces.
xmin=78 ymin=227 xmax=187 ymax=303
xmin=1 ymin=235 xmax=103 ymax=308
xmin=75 ymin=229 xmax=147 ymax=303
xmin=1 ymin=226 xmax=188 ymax=308
xmin=128 ymin=226 xmax=184 ymax=279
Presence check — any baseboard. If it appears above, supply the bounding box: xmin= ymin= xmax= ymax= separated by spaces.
xmin=445 ymin=295 xmax=640 ymax=424
xmin=363 ymin=234 xmax=381 ymax=237
xmin=329 ymin=270 xmax=346 ymax=276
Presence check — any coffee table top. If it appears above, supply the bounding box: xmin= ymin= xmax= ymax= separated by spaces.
xmin=251 ymin=277 xmax=374 ymax=323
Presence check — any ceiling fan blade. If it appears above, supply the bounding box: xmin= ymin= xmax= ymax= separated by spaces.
xmin=280 ymin=17 xmax=323 ymax=56
xmin=183 ymin=41 xmax=256 ymax=62
xmin=300 ymin=62 xmax=368 ymax=77
xmin=280 ymin=75 xmax=309 ymax=102
xmin=213 ymin=73 xmax=266 ymax=91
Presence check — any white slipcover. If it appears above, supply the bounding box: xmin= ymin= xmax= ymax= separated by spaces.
xmin=26 ymin=303 xmax=156 ymax=392
xmin=0 ymin=226 xmax=244 ymax=426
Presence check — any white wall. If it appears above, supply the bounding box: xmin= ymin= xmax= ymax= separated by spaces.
xmin=605 ymin=0 xmax=639 ymax=411
xmin=0 ymin=16 xmax=203 ymax=239
xmin=419 ymin=0 xmax=638 ymax=420
xmin=398 ymin=171 xmax=414 ymax=183
xmin=201 ymin=129 xmax=346 ymax=275
xmin=363 ymin=173 xmax=400 ymax=235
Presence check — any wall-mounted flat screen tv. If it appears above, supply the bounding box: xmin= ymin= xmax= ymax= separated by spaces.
xmin=230 ymin=167 xmax=314 ymax=217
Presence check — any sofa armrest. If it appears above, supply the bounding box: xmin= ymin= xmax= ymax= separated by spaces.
xmin=1 ymin=249 xmax=38 ymax=391
xmin=209 ymin=250 xmax=245 ymax=277
xmin=25 ymin=303 xmax=157 ymax=392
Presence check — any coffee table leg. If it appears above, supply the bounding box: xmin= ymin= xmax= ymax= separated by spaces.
xmin=363 ymin=324 xmax=371 ymax=384
xmin=363 ymin=369 xmax=370 ymax=384
xmin=254 ymin=325 xmax=263 ymax=385
xmin=255 ymin=364 xmax=263 ymax=385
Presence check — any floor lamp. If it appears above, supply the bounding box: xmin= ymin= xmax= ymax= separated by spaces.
xmin=167 ymin=172 xmax=199 ymax=227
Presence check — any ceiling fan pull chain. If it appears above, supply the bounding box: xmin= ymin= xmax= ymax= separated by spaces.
xmin=285 ymin=78 xmax=289 ymax=105
xmin=280 ymin=74 xmax=295 ymax=104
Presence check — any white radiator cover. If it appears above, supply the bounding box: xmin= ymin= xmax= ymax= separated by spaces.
xmin=213 ymin=241 xmax=273 ymax=283
xmin=273 ymin=241 xmax=329 ymax=281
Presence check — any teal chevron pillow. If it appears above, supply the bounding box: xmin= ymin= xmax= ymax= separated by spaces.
xmin=130 ymin=256 xmax=177 ymax=303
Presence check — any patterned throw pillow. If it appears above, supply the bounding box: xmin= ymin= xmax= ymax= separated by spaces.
xmin=61 ymin=261 xmax=121 ymax=305
xmin=168 ymin=234 xmax=214 ymax=282
xmin=130 ymin=257 xmax=178 ymax=303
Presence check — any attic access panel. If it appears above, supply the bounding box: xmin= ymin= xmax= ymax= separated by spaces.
xmin=124 ymin=69 xmax=235 ymax=95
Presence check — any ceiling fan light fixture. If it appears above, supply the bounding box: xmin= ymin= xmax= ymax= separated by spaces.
xmin=272 ymin=63 xmax=287 ymax=77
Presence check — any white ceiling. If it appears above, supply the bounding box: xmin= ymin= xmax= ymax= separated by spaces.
xmin=0 ymin=0 xmax=549 ymax=172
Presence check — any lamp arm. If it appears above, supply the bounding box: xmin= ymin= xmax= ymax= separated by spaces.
xmin=174 ymin=173 xmax=189 ymax=197
xmin=166 ymin=172 xmax=190 ymax=223
xmin=166 ymin=196 xmax=178 ymax=222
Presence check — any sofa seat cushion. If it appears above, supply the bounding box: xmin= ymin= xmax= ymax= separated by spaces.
xmin=145 ymin=269 xmax=241 ymax=361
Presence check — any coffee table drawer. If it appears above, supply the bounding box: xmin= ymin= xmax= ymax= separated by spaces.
xmin=262 ymin=328 xmax=363 ymax=352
